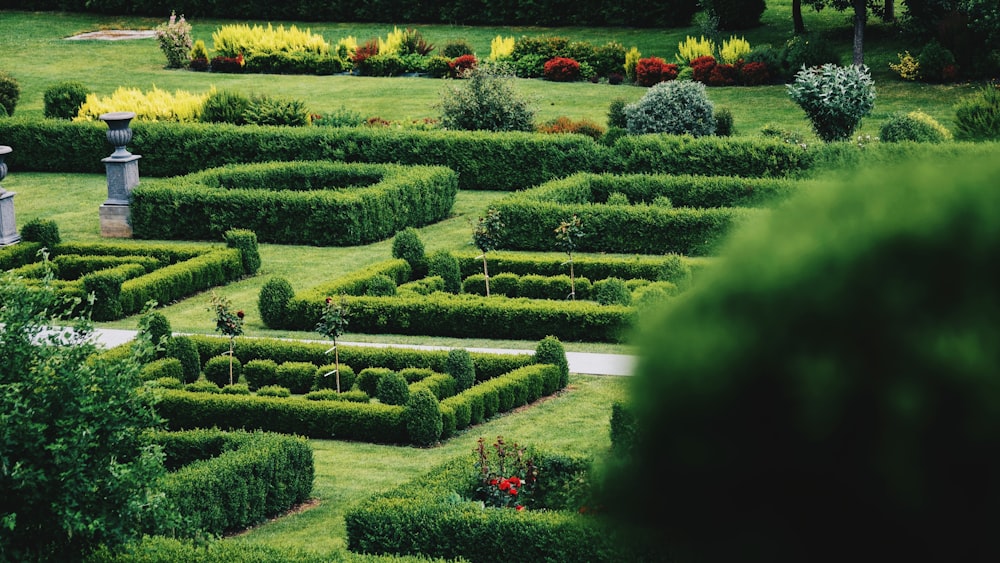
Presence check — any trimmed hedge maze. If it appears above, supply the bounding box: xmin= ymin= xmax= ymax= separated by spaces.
xmin=491 ymin=172 xmax=808 ymax=255
xmin=0 ymin=239 xmax=251 ymax=321
xmin=131 ymin=161 xmax=457 ymax=245
xmin=148 ymin=334 xmax=565 ymax=446
xmin=267 ymin=252 xmax=698 ymax=342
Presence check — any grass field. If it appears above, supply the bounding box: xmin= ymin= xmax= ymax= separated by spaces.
xmin=0 ymin=3 xmax=994 ymax=559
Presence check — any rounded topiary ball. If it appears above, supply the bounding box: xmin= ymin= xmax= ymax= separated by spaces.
xmin=391 ymin=227 xmax=427 ymax=278
xmin=43 ymin=81 xmax=91 ymax=119
xmin=427 ymin=250 xmax=462 ymax=294
xmin=446 ymin=348 xmax=476 ymax=391
xmin=608 ymin=157 xmax=1000 ymax=562
xmin=534 ymin=336 xmax=569 ymax=390
xmin=203 ymin=355 xmax=242 ymax=387
xmin=376 ymin=371 xmax=410 ymax=406
xmin=406 ymin=387 xmax=443 ymax=446
xmin=594 ymin=277 xmax=632 ymax=306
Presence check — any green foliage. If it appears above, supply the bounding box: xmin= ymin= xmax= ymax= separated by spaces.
xmin=185 ymin=379 xmax=221 ymax=393
xmin=314 ymin=363 xmax=356 ymax=391
xmin=0 ymin=70 xmax=20 ymax=116
xmin=85 ymin=536 xmax=332 ymax=563
xmin=0 ymin=272 xmax=166 ymax=561
xmin=446 ymin=348 xmax=477 ymax=391
xmin=19 ymin=217 xmax=61 ymax=248
xmin=954 ymin=86 xmax=1000 ymax=141
xmin=787 ymin=64 xmax=876 ymax=142
xmin=154 ymin=12 xmax=192 ymax=69
xmin=204 ymin=354 xmax=243 ymax=387
xmin=607 ymin=98 xmax=628 ymax=129
xmin=243 ymin=358 xmax=278 ymax=390
xmin=244 ymin=94 xmax=311 ymax=127
xmin=702 ymin=0 xmax=766 ymax=29
xmin=778 ymin=34 xmax=841 ymax=80
xmin=473 ymin=207 xmax=504 ymax=254
xmin=141 ymin=309 xmax=172 ymax=349
xmin=276 ymin=361 xmax=316 ymax=394
xmin=221 ymin=382 xmax=251 ymax=395
xmin=258 ymin=277 xmax=295 ymax=328
xmin=879 ymin=111 xmax=953 ymax=143
xmin=657 ymin=253 xmax=692 ymax=290
xmin=439 ymin=64 xmax=535 ymax=132
xmin=625 ymin=80 xmax=716 ymax=136
xmin=441 ymin=39 xmax=474 ymax=58
xmin=163 ymin=336 xmax=201 ymax=383
xmin=43 ymin=81 xmax=90 ymax=119
xmin=593 ymin=277 xmax=632 ymax=306
xmin=405 ymin=387 xmax=443 ymax=446
xmin=139 ymin=357 xmax=184 ymax=382
xmin=392 ymin=227 xmax=428 ymax=277
xmin=148 ymin=376 xmax=184 ymax=390
xmin=917 ymin=40 xmax=957 ymax=83
xmin=427 ymin=250 xmax=462 ymax=294
xmin=357 ymin=367 xmax=393 ymax=396
xmin=200 ymin=89 xmax=252 ymax=125
xmin=605 ymin=192 xmax=629 ymax=205
xmin=609 ymin=401 xmax=637 ymax=456
xmin=130 ymin=161 xmax=457 ymax=245
xmin=606 ymin=156 xmax=1000 ymax=560
xmin=377 ymin=371 xmax=411 ymax=406
xmin=224 ymin=228 xmax=261 ymax=276
xmin=714 ymin=107 xmax=734 ymax=137
xmin=256 ymin=385 xmax=291 ymax=398
xmin=535 ymin=336 xmax=569 ymax=389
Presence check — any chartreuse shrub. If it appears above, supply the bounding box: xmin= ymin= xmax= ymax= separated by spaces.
xmin=75 ymin=86 xmax=209 ymax=122
xmin=879 ymin=110 xmax=953 ymax=143
xmin=131 ymin=161 xmax=457 ymax=245
xmin=345 ymin=448 xmax=659 ymax=562
xmin=144 ymin=429 xmax=312 ymax=538
xmin=787 ymin=64 xmax=876 ymax=142
xmin=603 ymin=157 xmax=1000 ymax=561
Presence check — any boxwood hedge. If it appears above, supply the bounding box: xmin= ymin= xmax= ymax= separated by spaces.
xmin=130 ymin=161 xmax=457 ymax=245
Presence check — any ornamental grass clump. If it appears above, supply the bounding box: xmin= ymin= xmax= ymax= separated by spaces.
xmin=787 ymin=64 xmax=876 ymax=142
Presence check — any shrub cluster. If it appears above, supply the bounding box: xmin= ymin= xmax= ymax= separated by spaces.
xmin=130 ymin=161 xmax=457 ymax=245
xmin=879 ymin=110 xmax=953 ymax=143
xmin=787 ymin=64 xmax=876 ymax=142
xmin=146 ymin=429 xmax=313 ymax=537
xmin=0 ymin=70 xmax=20 ymax=117
xmin=625 ymin=80 xmax=715 ymax=136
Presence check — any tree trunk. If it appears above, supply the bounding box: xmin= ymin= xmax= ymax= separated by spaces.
xmin=793 ymin=0 xmax=806 ymax=34
xmin=334 ymin=338 xmax=341 ymax=393
xmin=569 ymin=256 xmax=576 ymax=300
xmin=482 ymin=254 xmax=490 ymax=297
xmin=883 ymin=0 xmax=894 ymax=22
xmin=852 ymin=0 xmax=866 ymax=66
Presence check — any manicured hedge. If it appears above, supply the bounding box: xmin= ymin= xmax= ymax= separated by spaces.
xmin=609 ymin=134 xmax=814 ymax=177
xmin=345 ymin=452 xmax=661 ymax=562
xmin=4 ymin=241 xmax=244 ymax=321
xmin=0 ymin=242 xmax=43 ymax=270
xmin=145 ymin=429 xmax=313 ymax=537
xmin=452 ymin=250 xmax=693 ymax=281
xmin=185 ymin=334 xmax=534 ymax=382
xmin=130 ymin=161 xmax=457 ymax=245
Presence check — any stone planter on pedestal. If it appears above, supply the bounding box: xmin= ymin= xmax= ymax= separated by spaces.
xmin=98 ymin=112 xmax=141 ymax=238
xmin=0 ymin=145 xmax=21 ymax=247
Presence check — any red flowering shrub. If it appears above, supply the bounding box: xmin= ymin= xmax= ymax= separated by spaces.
xmin=543 ymin=57 xmax=581 ymax=82
xmin=707 ymin=63 xmax=738 ymax=86
xmin=537 ymin=116 xmax=606 ymax=140
xmin=690 ymin=55 xmax=717 ymax=83
xmin=739 ymin=61 xmax=770 ymax=86
xmin=352 ymin=39 xmax=378 ymax=66
xmin=473 ymin=436 xmax=537 ymax=510
xmin=449 ymin=54 xmax=478 ymax=77
xmin=210 ymin=53 xmax=245 ymax=73
xmin=635 ymin=57 xmax=679 ymax=87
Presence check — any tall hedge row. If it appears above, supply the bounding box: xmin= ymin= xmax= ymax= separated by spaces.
xmin=131 ymin=162 xmax=457 ymax=245
xmin=146 ymin=429 xmax=313 ymax=537
xmin=0 ymin=119 xmax=826 ymax=190
xmin=1 ymin=0 xmax=699 ymax=27
xmin=452 ymin=251 xmax=683 ymax=280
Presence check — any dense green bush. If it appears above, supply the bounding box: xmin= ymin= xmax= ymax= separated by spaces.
xmin=534 ymin=336 xmax=569 ymax=390
xmin=391 ymin=227 xmax=428 ymax=278
xmin=427 ymin=250 xmax=462 ymax=293
xmin=446 ymin=348 xmax=476 ymax=392
xmin=609 ymin=401 xmax=637 ymax=456
xmin=163 ymin=336 xmax=201 ymax=383
xmin=256 ymin=385 xmax=291 ymax=398
xmin=85 ymin=535 xmax=335 ymax=562
xmin=275 ymin=361 xmax=317 ymax=395
xmin=405 ymin=387 xmax=442 ymax=446
xmin=139 ymin=357 xmax=184 ymax=382
xmin=204 ymin=355 xmax=243 ymax=387
xmin=258 ymin=277 xmax=295 ymax=328
xmin=200 ymin=88 xmax=251 ymax=125
xmin=221 ymin=383 xmax=251 ymax=395
xmin=224 ymin=228 xmax=261 ymax=275
xmin=19 ymin=218 xmax=61 ymax=248
xmin=777 ymin=34 xmax=841 ymax=80
xmin=0 ymin=70 xmax=19 ymax=116
xmin=314 ymin=363 xmax=356 ymax=391
xmin=604 ymin=156 xmax=1000 ymax=560
xmin=185 ymin=380 xmax=221 ymax=394
xmin=244 ymin=94 xmax=311 ymax=126
xmin=954 ymin=86 xmax=1000 ymax=141
xmin=357 ymin=367 xmax=392 ymax=397
xmin=143 ymin=310 xmax=172 ymax=348
xmin=625 ymin=80 xmax=715 ymax=136
xmin=593 ymin=277 xmax=632 ymax=306
xmin=439 ymin=64 xmax=535 ymax=132
xmin=243 ymin=358 xmax=278 ymax=390
xmin=879 ymin=110 xmax=953 ymax=143
xmin=43 ymin=81 xmax=90 ymax=119
xmin=377 ymin=371 xmax=410 ymax=406
xmin=131 ymin=161 xmax=457 ymax=245
xmin=610 ymin=134 xmax=812 ymax=177
xmin=787 ymin=64 xmax=876 ymax=142
xmin=364 ymin=274 xmax=397 ymax=297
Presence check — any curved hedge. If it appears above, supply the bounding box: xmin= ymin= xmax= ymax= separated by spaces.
xmin=131 ymin=161 xmax=457 ymax=245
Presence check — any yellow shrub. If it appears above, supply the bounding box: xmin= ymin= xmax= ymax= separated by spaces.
xmin=74 ymin=86 xmax=212 ymax=122
xmin=490 ymin=35 xmax=515 ymax=60
xmin=334 ymin=36 xmax=358 ymax=60
xmin=212 ymin=23 xmax=329 ymax=58
xmin=908 ymin=110 xmax=953 ymax=140
xmin=889 ymin=51 xmax=920 ymax=81
xmin=719 ymin=36 xmax=751 ymax=65
xmin=625 ymin=47 xmax=641 ymax=83
xmin=378 ymin=26 xmax=405 ymax=57
xmin=676 ymin=35 xmax=716 ymax=65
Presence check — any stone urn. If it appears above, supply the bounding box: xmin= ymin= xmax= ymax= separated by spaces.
xmin=0 ymin=144 xmax=21 ymax=246
xmin=99 ymin=111 xmax=136 ymax=159
xmin=0 ymin=144 xmax=10 ymax=185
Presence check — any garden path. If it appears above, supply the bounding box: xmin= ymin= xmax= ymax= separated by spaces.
xmin=88 ymin=328 xmax=636 ymax=376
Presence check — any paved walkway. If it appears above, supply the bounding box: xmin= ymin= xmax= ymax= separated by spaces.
xmin=89 ymin=328 xmax=636 ymax=376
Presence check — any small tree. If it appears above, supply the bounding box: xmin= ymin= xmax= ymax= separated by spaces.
xmin=472 ymin=208 xmax=504 ymax=297
xmin=787 ymin=63 xmax=876 ymax=142
xmin=154 ymin=11 xmax=193 ymax=69
xmin=316 ymin=296 xmax=350 ymax=392
xmin=209 ymin=291 xmax=244 ymax=385
xmin=554 ymin=215 xmax=585 ymax=300
xmin=439 ymin=63 xmax=535 ymax=132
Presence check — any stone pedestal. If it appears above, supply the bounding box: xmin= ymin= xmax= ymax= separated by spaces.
xmin=102 ymin=154 xmax=141 ymax=205
xmin=0 ymin=190 xmax=20 ymax=246
xmin=99 ymin=203 xmax=132 ymax=238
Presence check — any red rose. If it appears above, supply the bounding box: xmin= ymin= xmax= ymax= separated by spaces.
xmin=516 ymin=505 xmax=524 ymax=511
xmin=509 ymin=476 xmax=521 ymax=487
xmin=489 ymin=478 xmax=498 ymax=486
xmin=326 ymin=297 xmax=332 ymax=304
xmin=237 ymin=310 xmax=244 ymax=319
xmin=510 ymin=488 xmax=518 ymax=496
xmin=498 ymin=480 xmax=510 ymax=491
